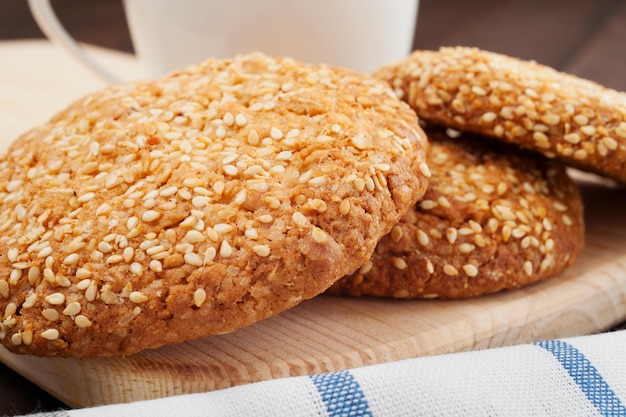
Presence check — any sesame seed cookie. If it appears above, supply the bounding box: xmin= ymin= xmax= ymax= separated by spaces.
xmin=374 ymin=46 xmax=626 ymax=184
xmin=328 ymin=126 xmax=584 ymax=299
xmin=0 ymin=53 xmax=429 ymax=357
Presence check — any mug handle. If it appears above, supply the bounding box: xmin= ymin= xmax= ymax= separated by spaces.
xmin=27 ymin=0 xmax=123 ymax=84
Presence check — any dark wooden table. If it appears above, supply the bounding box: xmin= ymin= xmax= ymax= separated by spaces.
xmin=1 ymin=0 xmax=625 ymax=414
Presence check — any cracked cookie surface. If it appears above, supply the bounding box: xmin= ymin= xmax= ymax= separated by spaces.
xmin=375 ymin=46 xmax=626 ymax=184
xmin=329 ymin=126 xmax=584 ymax=299
xmin=0 ymin=53 xmax=429 ymax=356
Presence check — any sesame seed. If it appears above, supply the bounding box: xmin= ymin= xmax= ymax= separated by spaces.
xmin=142 ymin=210 xmax=161 ymax=222
xmin=223 ymin=112 xmax=234 ymax=126
xmin=214 ymin=223 xmax=234 ymax=234
xmin=220 ymin=240 xmax=233 ymax=258
xmin=481 ymin=112 xmax=497 ymax=123
xmin=45 ymin=293 xmax=65 ymax=305
xmin=215 ymin=125 xmax=226 ymax=138
xmin=193 ymin=186 xmax=211 ymax=196
xmin=194 ymin=288 xmax=207 ymax=307
xmin=75 ymin=315 xmax=92 ymax=328
xmin=312 ymin=227 xmax=328 ymax=244
xmin=243 ymin=165 xmax=263 ymax=177
xmin=204 ymin=247 xmax=217 ymax=264
xmin=4 ymin=302 xmax=17 ymax=318
xmin=458 ymin=243 xmax=475 ymax=253
xmin=10 ymin=332 xmax=23 ymax=345
xmin=309 ymin=176 xmax=326 ymax=186
xmin=62 ymin=301 xmax=81 ymax=316
xmin=392 ymin=257 xmax=407 ymax=270
xmin=499 ymin=106 xmax=514 ymax=119
xmin=374 ymin=163 xmax=391 ymax=172
xmin=192 ymin=196 xmax=210 ymax=208
xmin=6 ymin=179 xmax=23 ymax=193
xmin=292 ymin=211 xmax=307 ymax=227
xmin=130 ymin=262 xmax=143 ymax=276
xmin=173 ymin=243 xmax=191 ymax=255
xmin=106 ymin=254 xmax=124 ymax=264
xmin=462 ymin=264 xmax=478 ymax=277
xmin=0 ymin=280 xmax=8 ymax=298
xmin=37 ymin=246 xmax=53 ymax=258
xmin=443 ymin=264 xmax=459 ymax=276
xmin=41 ymin=308 xmax=59 ymax=321
xmin=391 ymin=225 xmax=403 ymax=243
xmin=160 ymin=186 xmax=178 ymax=197
xmin=416 ymin=229 xmax=429 ymax=246
xmin=253 ymin=244 xmax=271 ymax=257
xmin=149 ymin=260 xmax=163 ymax=272
xmin=541 ymin=114 xmax=560 ymax=125
xmin=7 ymin=248 xmax=18 ymax=263
xmin=523 ymin=261 xmax=533 ymax=276
xmin=184 ymin=230 xmax=205 ymax=243
xmin=581 ymin=125 xmax=596 ymax=136
xmin=393 ymin=289 xmax=410 ymax=298
xmin=352 ymin=177 xmax=365 ymax=192
xmin=471 ymin=85 xmax=487 ymax=96
xmin=420 ymin=200 xmax=437 ymax=210
xmin=270 ymin=127 xmax=283 ymax=140
xmin=351 ymin=135 xmax=369 ymax=150
xmin=573 ymin=114 xmax=589 ymax=125
xmin=543 ymin=218 xmax=553 ymax=231
xmin=235 ymin=113 xmax=247 ymax=126
xmin=40 ymin=329 xmax=59 ymax=341
xmin=247 ymin=129 xmax=260 ymax=145
xmin=67 ymin=237 xmax=86 ymax=253
xmin=123 ymin=247 xmax=134 ymax=263
xmin=77 ymin=192 xmax=96 ymax=203
xmin=339 ymin=200 xmax=351 ymax=215
xmin=601 ymin=136 xmax=618 ymax=151
xmin=355 ymin=260 xmax=372 ymax=275
xmin=426 ymin=259 xmax=434 ymax=274
xmin=184 ymin=252 xmax=203 ymax=266
xmin=502 ymin=225 xmax=512 ymax=241
xmin=9 ymin=269 xmax=21 ymax=284
xmin=563 ymin=133 xmax=581 ymax=144
xmin=446 ymin=228 xmax=458 ymax=244
xmin=62 ymin=253 xmax=80 ymax=265
xmin=223 ymin=165 xmax=239 ymax=176
xmin=98 ymin=241 xmax=114 ymax=253
xmin=419 ymin=162 xmax=431 ymax=178
xmin=129 ymin=291 xmax=148 ymax=304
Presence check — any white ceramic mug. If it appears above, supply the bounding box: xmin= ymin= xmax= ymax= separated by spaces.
xmin=28 ymin=0 xmax=419 ymax=84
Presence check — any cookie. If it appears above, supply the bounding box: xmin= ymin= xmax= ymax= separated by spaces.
xmin=0 ymin=53 xmax=429 ymax=357
xmin=374 ymin=46 xmax=626 ymax=184
xmin=328 ymin=126 xmax=584 ymax=299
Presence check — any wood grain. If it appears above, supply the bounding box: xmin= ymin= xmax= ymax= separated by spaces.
xmin=2 ymin=179 xmax=626 ymax=408
xmin=0 ymin=41 xmax=625 ymax=409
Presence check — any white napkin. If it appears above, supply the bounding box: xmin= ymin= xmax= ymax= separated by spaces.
xmin=24 ymin=330 xmax=626 ymax=417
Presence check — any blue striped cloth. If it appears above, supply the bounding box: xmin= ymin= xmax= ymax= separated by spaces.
xmin=25 ymin=330 xmax=626 ymax=417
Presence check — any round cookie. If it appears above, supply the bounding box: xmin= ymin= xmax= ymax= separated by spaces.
xmin=0 ymin=53 xmax=429 ymax=357
xmin=328 ymin=126 xmax=584 ymax=299
xmin=374 ymin=46 xmax=626 ymax=184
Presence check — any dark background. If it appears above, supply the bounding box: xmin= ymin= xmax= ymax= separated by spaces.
xmin=1 ymin=0 xmax=626 ymax=414
xmin=2 ymin=0 xmax=626 ymax=90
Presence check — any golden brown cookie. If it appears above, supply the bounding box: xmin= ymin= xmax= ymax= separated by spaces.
xmin=0 ymin=53 xmax=429 ymax=357
xmin=374 ymin=46 xmax=626 ymax=184
xmin=328 ymin=126 xmax=584 ymax=299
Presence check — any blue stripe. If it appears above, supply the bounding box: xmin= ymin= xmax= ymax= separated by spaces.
xmin=310 ymin=370 xmax=373 ymax=417
xmin=536 ymin=339 xmax=626 ymax=417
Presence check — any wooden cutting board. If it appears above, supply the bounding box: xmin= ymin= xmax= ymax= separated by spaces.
xmin=1 ymin=41 xmax=626 ymax=409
